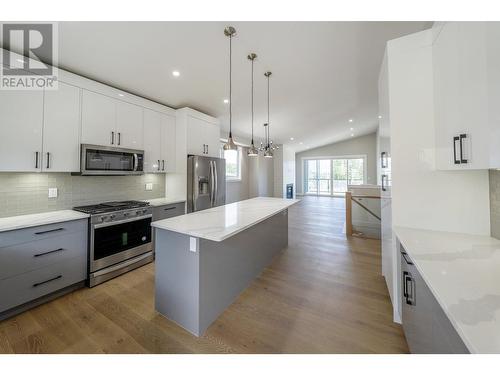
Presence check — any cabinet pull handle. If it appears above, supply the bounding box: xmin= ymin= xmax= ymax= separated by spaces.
xmin=401 ymin=251 xmax=414 ymax=265
xmin=46 ymin=152 xmax=50 ymax=169
xmin=162 ymin=160 xmax=165 ymax=171
xmin=381 ymin=174 xmax=387 ymax=191
xmin=157 ymin=160 xmax=161 ymax=171
xmin=164 ymin=206 xmax=176 ymax=211
xmin=118 ymin=132 xmax=121 ymax=146
xmin=380 ymin=152 xmax=387 ymax=169
xmin=33 ymin=275 xmax=62 ymax=288
xmin=111 ymin=131 xmax=115 ymax=145
xmin=206 ymin=145 xmax=209 ymax=154
xmin=453 ymin=136 xmax=460 ymax=164
xmin=35 ymin=151 xmax=39 ymax=169
xmin=459 ymin=134 xmax=468 ymax=164
xmin=34 ymin=227 xmax=64 ymax=235
xmin=34 ymin=248 xmax=64 ymax=257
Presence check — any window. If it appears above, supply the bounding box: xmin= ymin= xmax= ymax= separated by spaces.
xmin=221 ymin=143 xmax=242 ymax=181
xmin=304 ymin=156 xmax=366 ymax=195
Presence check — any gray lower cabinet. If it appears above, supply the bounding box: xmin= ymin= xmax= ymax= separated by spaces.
xmin=400 ymin=246 xmax=469 ymax=353
xmin=0 ymin=219 xmax=88 ymax=318
xmin=152 ymin=202 xmax=185 ymax=221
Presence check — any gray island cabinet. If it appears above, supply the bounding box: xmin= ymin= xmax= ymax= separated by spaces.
xmin=151 ymin=197 xmax=299 ymax=336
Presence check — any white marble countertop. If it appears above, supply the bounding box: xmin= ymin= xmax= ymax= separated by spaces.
xmin=0 ymin=210 xmax=90 ymax=233
xmin=152 ymin=197 xmax=299 ymax=242
xmin=394 ymin=226 xmax=500 ymax=353
xmin=142 ymin=197 xmax=186 ymax=207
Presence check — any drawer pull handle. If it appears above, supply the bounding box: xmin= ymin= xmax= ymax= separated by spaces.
xmin=34 ymin=248 xmax=65 ymax=257
xmin=164 ymin=207 xmax=176 ymax=211
xmin=34 ymin=228 xmax=64 ymax=235
xmin=401 ymin=251 xmax=414 ymax=265
xmin=33 ymin=275 xmax=62 ymax=288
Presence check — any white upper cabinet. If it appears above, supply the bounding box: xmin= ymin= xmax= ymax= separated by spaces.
xmin=433 ymin=22 xmax=500 ymax=169
xmin=0 ymin=90 xmax=43 ymax=172
xmin=185 ymin=111 xmax=220 ymax=157
xmin=81 ymin=90 xmax=116 ymax=147
xmin=116 ymin=101 xmax=143 ymax=149
xmin=143 ymin=109 xmax=177 ymax=173
xmin=143 ymin=109 xmax=162 ymax=173
xmin=81 ymin=90 xmax=144 ymax=149
xmin=42 ymin=82 xmax=81 ymax=172
xmin=161 ymin=113 xmax=176 ymax=172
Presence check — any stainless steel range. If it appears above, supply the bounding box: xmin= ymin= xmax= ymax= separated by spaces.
xmin=73 ymin=200 xmax=153 ymax=287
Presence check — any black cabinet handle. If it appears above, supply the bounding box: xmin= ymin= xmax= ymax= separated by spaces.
xmin=34 ymin=227 xmax=64 ymax=235
xmin=34 ymin=248 xmax=64 ymax=257
xmin=403 ymin=271 xmax=415 ymax=306
xmin=164 ymin=206 xmax=176 ymax=211
xmin=459 ymin=134 xmax=468 ymax=164
xmin=162 ymin=160 xmax=165 ymax=171
xmin=157 ymin=160 xmax=160 ymax=171
xmin=401 ymin=251 xmax=413 ymax=265
xmin=111 ymin=131 xmax=115 ymax=145
xmin=453 ymin=136 xmax=460 ymax=164
xmin=46 ymin=152 xmax=50 ymax=169
xmin=35 ymin=151 xmax=39 ymax=169
xmin=118 ymin=132 xmax=121 ymax=146
xmin=33 ymin=275 xmax=62 ymax=288
xmin=381 ymin=174 xmax=387 ymax=191
xmin=381 ymin=152 xmax=387 ymax=168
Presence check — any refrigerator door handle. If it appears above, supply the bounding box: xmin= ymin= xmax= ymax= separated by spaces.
xmin=214 ymin=160 xmax=218 ymax=206
xmin=209 ymin=160 xmax=215 ymax=206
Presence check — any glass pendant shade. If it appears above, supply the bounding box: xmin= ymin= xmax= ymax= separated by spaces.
xmin=264 ymin=148 xmax=273 ymax=158
xmin=247 ymin=142 xmax=259 ymax=156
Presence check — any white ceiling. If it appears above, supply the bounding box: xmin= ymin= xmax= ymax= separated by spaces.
xmin=2 ymin=21 xmax=429 ymax=152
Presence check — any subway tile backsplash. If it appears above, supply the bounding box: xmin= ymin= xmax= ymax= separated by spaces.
xmin=0 ymin=173 xmax=165 ymax=218
xmin=490 ymin=170 xmax=500 ymax=239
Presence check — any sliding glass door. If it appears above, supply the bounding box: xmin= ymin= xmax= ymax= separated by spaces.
xmin=304 ymin=157 xmax=365 ymax=195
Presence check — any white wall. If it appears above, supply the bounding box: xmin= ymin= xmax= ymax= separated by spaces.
xmin=249 ymin=152 xmax=274 ymax=198
xmin=273 ymin=145 xmax=296 ymax=198
xmin=295 ymin=133 xmax=378 ymax=195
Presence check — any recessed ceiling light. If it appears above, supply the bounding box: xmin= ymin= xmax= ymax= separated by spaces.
xmin=351 ymin=134 xmax=354 ymax=137
xmin=223 ymin=99 xmax=229 ymax=104
xmin=299 ymin=142 xmax=303 ymax=145
xmin=350 ymin=127 xmax=354 ymax=131
xmin=378 ymin=115 xmax=382 ymax=119
xmin=118 ymin=93 xmax=124 ymax=97
xmin=172 ymin=71 xmax=180 ymax=77
xmin=290 ymin=137 xmax=294 ymax=141
xmin=348 ymin=119 xmax=353 ymax=123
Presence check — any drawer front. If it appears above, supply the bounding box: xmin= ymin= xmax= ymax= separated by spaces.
xmin=0 ymin=230 xmax=87 ymax=280
xmin=153 ymin=203 xmax=185 ymax=221
xmin=0 ymin=219 xmax=88 ymax=249
xmin=0 ymin=256 xmax=86 ymax=312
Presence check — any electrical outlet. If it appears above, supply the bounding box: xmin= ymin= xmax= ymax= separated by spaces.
xmin=145 ymin=183 xmax=153 ymax=191
xmin=48 ymin=187 xmax=58 ymax=198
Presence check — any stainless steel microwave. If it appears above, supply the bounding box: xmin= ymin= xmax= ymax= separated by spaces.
xmin=78 ymin=144 xmax=144 ymax=175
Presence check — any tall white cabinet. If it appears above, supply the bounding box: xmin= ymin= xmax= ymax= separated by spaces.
xmin=143 ymin=109 xmax=176 ymax=173
xmin=433 ymin=22 xmax=500 ymax=170
xmin=0 ymin=90 xmax=44 ymax=172
xmin=42 ymin=82 xmax=81 ymax=172
xmin=181 ymin=108 xmax=220 ymax=157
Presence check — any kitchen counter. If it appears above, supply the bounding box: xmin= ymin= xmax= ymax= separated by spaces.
xmin=142 ymin=197 xmax=186 ymax=207
xmin=394 ymin=226 xmax=500 ymax=353
xmin=0 ymin=210 xmax=90 ymax=233
xmin=154 ymin=197 xmax=298 ymax=336
xmin=152 ymin=197 xmax=299 ymax=242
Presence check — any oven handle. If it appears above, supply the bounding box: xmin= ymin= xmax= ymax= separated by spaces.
xmin=93 ymin=214 xmax=152 ymax=229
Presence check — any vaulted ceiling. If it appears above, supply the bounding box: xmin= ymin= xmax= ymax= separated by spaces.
xmin=2 ymin=21 xmax=430 ymax=151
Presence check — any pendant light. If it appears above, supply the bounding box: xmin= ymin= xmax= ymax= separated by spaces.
xmin=247 ymin=53 xmax=259 ymax=157
xmin=223 ymin=26 xmax=238 ymax=151
xmin=260 ymin=71 xmax=277 ymax=158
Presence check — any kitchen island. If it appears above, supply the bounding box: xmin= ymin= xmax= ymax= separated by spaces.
xmin=151 ymin=197 xmax=299 ymax=336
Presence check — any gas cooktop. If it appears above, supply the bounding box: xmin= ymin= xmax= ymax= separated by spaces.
xmin=73 ymin=200 xmax=150 ymax=215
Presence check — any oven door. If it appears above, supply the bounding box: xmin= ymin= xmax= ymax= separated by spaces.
xmin=90 ymin=215 xmax=152 ymax=272
xmin=81 ymin=144 xmax=144 ymax=175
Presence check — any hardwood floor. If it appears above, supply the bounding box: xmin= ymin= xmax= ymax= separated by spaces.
xmin=0 ymin=196 xmax=409 ymax=353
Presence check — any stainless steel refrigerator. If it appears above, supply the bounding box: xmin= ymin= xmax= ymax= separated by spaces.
xmin=187 ymin=155 xmax=226 ymax=213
